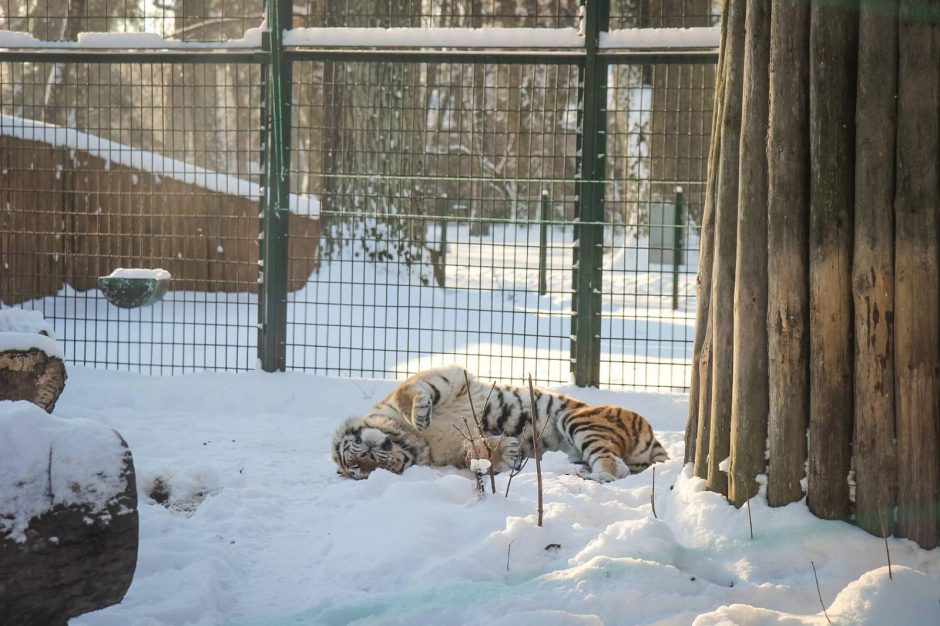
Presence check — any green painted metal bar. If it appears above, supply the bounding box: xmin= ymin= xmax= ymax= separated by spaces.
xmin=570 ymin=0 xmax=609 ymax=387
xmin=258 ymin=0 xmax=292 ymax=372
xmin=539 ymin=189 xmax=549 ymax=296
xmin=672 ymin=187 xmax=685 ymax=311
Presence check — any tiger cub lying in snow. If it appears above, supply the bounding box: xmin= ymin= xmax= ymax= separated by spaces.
xmin=331 ymin=366 xmax=668 ymax=483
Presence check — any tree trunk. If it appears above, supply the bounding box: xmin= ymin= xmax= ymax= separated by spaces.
xmin=766 ymin=0 xmax=810 ymax=508
xmin=728 ymin=0 xmax=770 ymax=506
xmin=893 ymin=0 xmax=940 ymax=549
xmin=42 ymin=0 xmax=87 ymax=124
xmin=852 ymin=0 xmax=898 ymax=537
xmin=807 ymin=0 xmax=857 ymax=521
xmin=0 ymin=348 xmax=67 ymax=412
xmin=706 ymin=0 xmax=746 ymax=496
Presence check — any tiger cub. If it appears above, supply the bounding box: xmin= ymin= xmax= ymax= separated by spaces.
xmin=331 ymin=365 xmax=669 ymax=483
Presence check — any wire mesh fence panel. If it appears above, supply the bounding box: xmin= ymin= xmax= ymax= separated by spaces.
xmin=287 ymin=60 xmax=582 ymax=386
xmin=609 ymin=0 xmax=720 ymax=28
xmin=0 ymin=60 xmax=266 ymax=372
xmin=0 ymin=1 xmax=717 ymax=389
xmin=291 ymin=0 xmax=581 ymax=29
xmin=601 ymin=61 xmax=711 ymax=389
xmin=0 ymin=0 xmax=264 ymax=41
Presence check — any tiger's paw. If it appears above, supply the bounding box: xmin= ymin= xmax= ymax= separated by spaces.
xmin=411 ymin=394 xmax=433 ymax=431
xmin=576 ymin=467 xmax=618 ymax=483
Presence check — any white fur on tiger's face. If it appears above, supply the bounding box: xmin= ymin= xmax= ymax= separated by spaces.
xmin=330 ymin=366 xmax=669 ymax=482
xmin=332 ymin=415 xmax=430 ymax=480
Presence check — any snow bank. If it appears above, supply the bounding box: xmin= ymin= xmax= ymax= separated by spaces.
xmin=0 ymin=400 xmax=129 ymax=543
xmin=694 ymin=566 xmax=940 ymax=625
xmin=56 ymin=369 xmax=940 ymax=626
xmin=0 ymin=115 xmax=319 ymax=216
xmin=0 ymin=308 xmax=63 ymax=358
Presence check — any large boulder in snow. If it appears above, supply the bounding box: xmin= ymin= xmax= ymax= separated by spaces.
xmin=0 ymin=401 xmax=138 ymax=626
xmin=0 ymin=309 xmax=67 ymax=412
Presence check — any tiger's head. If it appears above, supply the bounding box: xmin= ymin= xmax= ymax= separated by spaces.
xmin=331 ymin=415 xmax=430 ymax=480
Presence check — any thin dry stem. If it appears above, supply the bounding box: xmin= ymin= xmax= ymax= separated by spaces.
xmin=651 ymin=467 xmax=658 ymax=519
xmin=506 ymin=539 xmax=515 ymax=571
xmin=811 ymin=561 xmax=832 ymax=624
xmin=527 ymin=374 xmax=544 ymax=527
xmin=879 ymin=511 xmax=893 ymax=580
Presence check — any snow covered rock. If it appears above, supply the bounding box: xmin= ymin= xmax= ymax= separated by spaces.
xmin=0 ymin=308 xmax=67 ymax=412
xmin=0 ymin=400 xmax=138 ymax=625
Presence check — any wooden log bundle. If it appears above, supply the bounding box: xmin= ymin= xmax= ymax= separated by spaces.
xmin=1 ymin=310 xmax=138 ymax=622
xmin=685 ymin=0 xmax=940 ymax=549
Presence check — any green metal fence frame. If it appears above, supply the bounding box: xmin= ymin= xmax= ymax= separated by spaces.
xmin=0 ymin=0 xmax=718 ymax=388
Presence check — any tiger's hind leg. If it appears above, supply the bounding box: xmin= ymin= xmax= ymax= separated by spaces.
xmin=556 ymin=407 xmax=632 ymax=483
xmin=390 ymin=366 xmax=472 ymax=431
xmin=575 ymin=456 xmax=627 ymax=483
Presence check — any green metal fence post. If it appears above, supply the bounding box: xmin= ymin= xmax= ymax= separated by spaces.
xmin=672 ymin=186 xmax=684 ymax=311
xmin=439 ymin=197 xmax=448 ymax=290
xmin=258 ymin=0 xmax=292 ymax=372
xmin=570 ymin=0 xmax=609 ymax=387
xmin=539 ymin=189 xmax=549 ymax=296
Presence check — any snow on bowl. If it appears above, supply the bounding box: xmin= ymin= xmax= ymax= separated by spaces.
xmin=98 ymin=268 xmax=171 ymax=309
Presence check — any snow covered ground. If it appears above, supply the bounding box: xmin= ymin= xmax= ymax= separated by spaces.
xmin=28 ymin=367 xmax=936 ymax=626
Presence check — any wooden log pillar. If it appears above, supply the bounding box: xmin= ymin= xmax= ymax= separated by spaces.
xmin=766 ymin=0 xmax=810 ymax=508
xmin=893 ymin=0 xmax=940 ymax=549
xmin=687 ymin=0 xmax=940 ymax=550
xmin=807 ymin=0 xmax=858 ymax=521
xmin=852 ymin=0 xmax=898 ymax=537
xmin=728 ymin=0 xmax=771 ymax=506
xmin=685 ymin=4 xmax=730 ymax=468
xmin=706 ymin=0 xmax=746 ymax=496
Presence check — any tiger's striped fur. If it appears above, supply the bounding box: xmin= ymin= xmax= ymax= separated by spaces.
xmin=331 ymin=366 xmax=669 ymax=482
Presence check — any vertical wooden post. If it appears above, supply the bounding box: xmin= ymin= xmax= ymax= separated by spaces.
xmin=893 ymin=0 xmax=940 ymax=549
xmin=685 ymin=5 xmax=729 ymax=468
xmin=729 ymin=0 xmax=770 ymax=507
xmin=807 ymin=0 xmax=857 ymax=520
xmin=852 ymin=0 xmax=898 ymax=537
xmin=706 ymin=0 xmax=746 ymax=496
xmin=766 ymin=0 xmax=810 ymax=507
